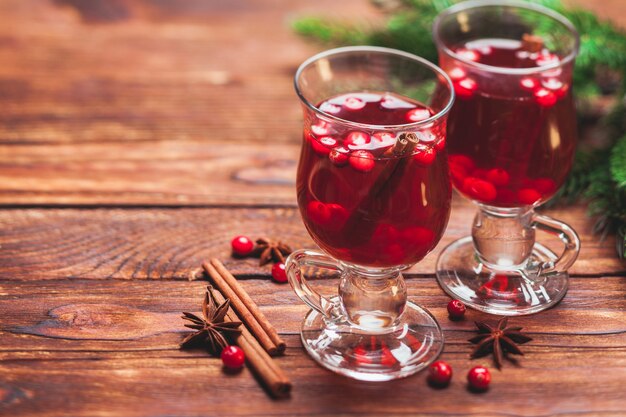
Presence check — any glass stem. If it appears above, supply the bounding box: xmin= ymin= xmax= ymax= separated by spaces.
xmin=472 ymin=205 xmax=535 ymax=270
xmin=339 ymin=267 xmax=406 ymax=331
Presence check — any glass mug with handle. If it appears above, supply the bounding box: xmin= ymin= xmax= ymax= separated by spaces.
xmin=433 ymin=0 xmax=581 ymax=315
xmin=287 ymin=46 xmax=454 ymax=381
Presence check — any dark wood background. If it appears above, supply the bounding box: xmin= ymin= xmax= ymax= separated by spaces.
xmin=0 ymin=1 xmax=624 ymax=416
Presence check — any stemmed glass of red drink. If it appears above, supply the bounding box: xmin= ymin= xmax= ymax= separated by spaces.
xmin=433 ymin=0 xmax=581 ymax=315
xmin=287 ymin=47 xmax=454 ymax=380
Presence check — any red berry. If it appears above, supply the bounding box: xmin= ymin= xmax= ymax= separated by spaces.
xmin=399 ymin=226 xmax=435 ymax=247
xmin=311 ymin=136 xmax=337 ymax=156
xmin=372 ymin=223 xmax=400 ymax=244
xmin=319 ymin=101 xmax=341 ymax=114
xmin=520 ymin=77 xmax=539 ymax=91
xmin=371 ymin=132 xmax=396 ymax=150
xmin=463 ymin=177 xmax=497 ymax=202
xmin=344 ymin=96 xmax=366 ymax=111
xmin=271 ymin=262 xmax=288 ymax=283
xmin=448 ymin=67 xmax=466 ymax=80
xmin=413 ymin=145 xmax=436 ymax=165
xmin=406 ymin=108 xmax=431 ymax=123
xmin=306 ymin=200 xmax=331 ymax=225
xmin=221 ymin=345 xmax=245 ymax=370
xmin=467 ymin=366 xmax=491 ymax=391
xmin=428 ymin=360 xmax=453 ymax=386
xmin=345 ymin=131 xmax=371 ymax=149
xmin=534 ymin=88 xmax=557 ymax=107
xmin=449 ymin=154 xmax=475 ymax=171
xmin=456 ymin=48 xmax=479 ymax=62
xmin=454 ymin=78 xmax=477 ymax=100
xmin=329 ymin=146 xmax=350 ymax=166
xmin=434 ymin=136 xmax=446 ymax=152
xmin=311 ymin=121 xmax=331 ymax=136
xmin=325 ymin=203 xmax=349 ymax=231
xmin=486 ymin=168 xmax=510 ymax=186
xmin=536 ymin=53 xmax=559 ymax=67
xmin=447 ymin=299 xmax=466 ymax=320
xmin=518 ymin=188 xmax=542 ymax=205
xmin=541 ymin=78 xmax=569 ymax=99
xmin=533 ymin=178 xmax=556 ymax=195
xmin=231 ymin=235 xmax=254 ymax=256
xmin=349 ymin=150 xmax=375 ymax=172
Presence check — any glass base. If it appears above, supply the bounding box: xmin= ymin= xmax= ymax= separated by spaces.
xmin=300 ymin=296 xmax=444 ymax=381
xmin=436 ymin=236 xmax=568 ymax=316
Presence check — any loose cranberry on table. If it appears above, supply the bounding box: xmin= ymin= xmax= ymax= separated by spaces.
xmin=467 ymin=366 xmax=491 ymax=391
xmin=221 ymin=345 xmax=245 ymax=370
xmin=271 ymin=262 xmax=288 ymax=283
xmin=428 ymin=360 xmax=453 ymax=386
xmin=231 ymin=235 xmax=254 ymax=257
xmin=447 ymin=299 xmax=466 ymax=320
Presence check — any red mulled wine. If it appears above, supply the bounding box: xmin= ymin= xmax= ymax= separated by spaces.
xmin=442 ymin=38 xmax=576 ymax=207
xmin=296 ymin=92 xmax=451 ymax=268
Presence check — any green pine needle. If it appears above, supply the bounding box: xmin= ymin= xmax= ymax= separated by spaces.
xmin=610 ymin=136 xmax=626 ymax=187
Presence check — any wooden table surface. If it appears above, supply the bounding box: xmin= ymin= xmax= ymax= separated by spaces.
xmin=1 ymin=1 xmax=625 ymax=416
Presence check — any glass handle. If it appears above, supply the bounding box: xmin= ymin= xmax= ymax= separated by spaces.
xmin=532 ymin=213 xmax=581 ymax=275
xmin=285 ymin=249 xmax=343 ymax=319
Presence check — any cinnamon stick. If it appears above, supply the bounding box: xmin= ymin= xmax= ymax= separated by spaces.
xmin=522 ymin=33 xmax=544 ymax=53
xmin=210 ymin=258 xmax=286 ymax=352
xmin=203 ymin=260 xmax=286 ymax=355
xmin=208 ymin=286 xmax=291 ymax=398
xmin=342 ymin=132 xmax=420 ymax=244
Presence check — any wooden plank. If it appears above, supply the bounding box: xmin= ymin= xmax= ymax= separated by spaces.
xmin=0 ymin=203 xmax=622 ymax=280
xmin=0 ymin=279 xmax=624 ymax=417
xmin=0 ymin=140 xmax=300 ymax=205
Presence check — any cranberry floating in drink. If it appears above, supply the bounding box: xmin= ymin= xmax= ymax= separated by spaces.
xmin=289 ymin=47 xmax=454 ymax=381
xmin=434 ymin=1 xmax=581 ymax=316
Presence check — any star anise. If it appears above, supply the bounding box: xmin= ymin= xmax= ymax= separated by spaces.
xmin=469 ymin=317 xmax=533 ymax=369
xmin=180 ymin=288 xmax=242 ymax=356
xmin=253 ymin=237 xmax=292 ymax=266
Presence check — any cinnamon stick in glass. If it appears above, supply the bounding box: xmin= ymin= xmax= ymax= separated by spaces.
xmin=203 ymin=259 xmax=286 ymax=355
xmin=207 ymin=286 xmax=291 ymax=398
xmin=342 ymin=132 xmax=420 ymax=243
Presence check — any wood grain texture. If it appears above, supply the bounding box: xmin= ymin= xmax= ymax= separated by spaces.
xmin=1 ymin=0 xmax=625 ymax=416
xmin=1 ymin=279 xmax=624 ymax=417
xmin=0 ymin=203 xmax=623 ymax=281
xmin=0 ymin=140 xmax=300 ymax=205
xmin=0 ymin=0 xmax=376 ymax=206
